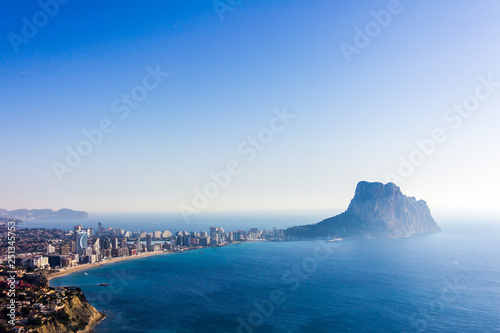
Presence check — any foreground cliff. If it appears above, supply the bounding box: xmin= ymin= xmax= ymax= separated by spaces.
xmin=34 ymin=289 xmax=105 ymax=333
xmin=0 ymin=272 xmax=104 ymax=333
xmin=286 ymin=181 xmax=440 ymax=239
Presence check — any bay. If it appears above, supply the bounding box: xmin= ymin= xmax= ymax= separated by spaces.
xmin=50 ymin=222 xmax=500 ymax=332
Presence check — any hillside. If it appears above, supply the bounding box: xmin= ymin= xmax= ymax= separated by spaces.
xmin=0 ymin=208 xmax=88 ymax=220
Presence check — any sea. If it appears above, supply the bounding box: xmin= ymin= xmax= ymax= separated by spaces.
xmin=42 ymin=214 xmax=500 ymax=332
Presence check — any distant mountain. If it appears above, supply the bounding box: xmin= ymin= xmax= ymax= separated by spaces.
xmin=286 ymin=181 xmax=440 ymax=239
xmin=0 ymin=217 xmax=23 ymax=225
xmin=0 ymin=208 xmax=88 ymax=220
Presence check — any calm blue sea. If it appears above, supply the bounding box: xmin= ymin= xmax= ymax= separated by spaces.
xmin=50 ymin=220 xmax=500 ymax=333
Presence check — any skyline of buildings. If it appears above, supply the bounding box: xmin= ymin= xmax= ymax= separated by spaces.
xmin=5 ymin=222 xmax=286 ymax=271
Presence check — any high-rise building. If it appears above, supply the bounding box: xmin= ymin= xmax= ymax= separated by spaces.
xmin=199 ymin=237 xmax=209 ymax=246
xmin=249 ymin=228 xmax=260 ymax=240
xmin=27 ymin=256 xmax=49 ymax=268
xmin=210 ymin=226 xmax=220 ymax=245
xmin=48 ymin=255 xmax=62 ymax=268
xmin=146 ymin=234 xmax=152 ymax=252
xmin=136 ymin=238 xmax=142 ymax=253
xmin=112 ymin=238 xmax=119 ymax=250
xmin=46 ymin=244 xmax=55 ymax=254
xmin=213 ymin=233 xmax=219 ymax=243
xmin=92 ymin=239 xmax=100 ymax=253
xmin=59 ymin=244 xmax=70 ymax=255
xmin=86 ymin=228 xmax=94 ymax=237
xmin=74 ymin=225 xmax=83 ymax=250
xmin=110 ymin=228 xmax=125 ymax=238
xmin=101 ymin=237 xmax=111 ymax=250
xmin=218 ymin=228 xmax=224 ymax=244
xmin=76 ymin=231 xmax=88 ymax=255
xmin=102 ymin=249 xmax=111 ymax=258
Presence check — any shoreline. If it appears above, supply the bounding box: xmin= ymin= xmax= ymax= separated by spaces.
xmin=81 ymin=312 xmax=107 ymax=333
xmin=46 ymin=242 xmax=256 ymax=332
xmin=47 ymin=250 xmax=170 ymax=281
xmin=47 ymin=251 xmax=174 ymax=333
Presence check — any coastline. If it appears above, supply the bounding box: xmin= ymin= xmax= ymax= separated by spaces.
xmin=81 ymin=312 xmax=107 ymax=333
xmin=46 ymin=251 xmax=173 ymax=333
xmin=47 ymin=250 xmax=170 ymax=281
xmin=46 ymin=242 xmax=255 ymax=332
xmin=47 ymin=242 xmax=247 ymax=282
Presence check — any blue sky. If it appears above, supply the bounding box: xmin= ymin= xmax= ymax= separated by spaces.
xmin=1 ymin=0 xmax=500 ymax=218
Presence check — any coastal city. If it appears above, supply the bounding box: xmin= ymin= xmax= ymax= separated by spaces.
xmin=2 ymin=1 xmax=499 ymax=332
xmin=0 ymin=218 xmax=286 ymax=332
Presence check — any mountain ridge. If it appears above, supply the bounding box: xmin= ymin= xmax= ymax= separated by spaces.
xmin=0 ymin=208 xmax=88 ymax=220
xmin=286 ymin=181 xmax=440 ymax=239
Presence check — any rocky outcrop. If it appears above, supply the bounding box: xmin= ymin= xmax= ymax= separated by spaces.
xmin=286 ymin=181 xmax=440 ymax=239
xmin=35 ymin=290 xmax=105 ymax=333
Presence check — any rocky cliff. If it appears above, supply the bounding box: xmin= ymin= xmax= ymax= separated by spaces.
xmin=286 ymin=181 xmax=440 ymax=239
xmin=35 ymin=290 xmax=105 ymax=333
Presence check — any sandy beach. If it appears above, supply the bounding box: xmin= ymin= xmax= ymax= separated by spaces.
xmin=47 ymin=250 xmax=170 ymax=281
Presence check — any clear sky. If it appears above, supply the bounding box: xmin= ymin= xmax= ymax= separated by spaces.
xmin=1 ymin=0 xmax=500 ymax=218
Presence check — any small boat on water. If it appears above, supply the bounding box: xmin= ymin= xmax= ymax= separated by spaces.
xmin=327 ymin=238 xmax=343 ymax=242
